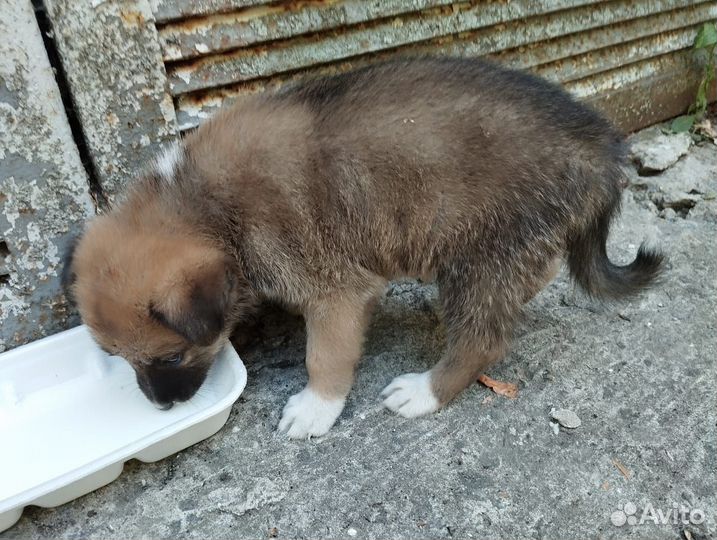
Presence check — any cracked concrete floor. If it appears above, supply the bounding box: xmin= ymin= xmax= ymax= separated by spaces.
xmin=4 ymin=134 xmax=716 ymax=540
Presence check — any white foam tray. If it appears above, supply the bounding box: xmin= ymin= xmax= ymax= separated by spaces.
xmin=0 ymin=325 xmax=247 ymax=533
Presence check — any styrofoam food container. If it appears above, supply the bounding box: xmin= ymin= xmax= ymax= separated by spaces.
xmin=0 ymin=325 xmax=247 ymax=533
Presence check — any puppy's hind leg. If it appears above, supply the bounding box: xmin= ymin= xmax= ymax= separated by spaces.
xmin=279 ymin=286 xmax=383 ymax=439
xmin=382 ymin=269 xmax=517 ymax=417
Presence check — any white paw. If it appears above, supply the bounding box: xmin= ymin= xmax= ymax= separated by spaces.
xmin=381 ymin=371 xmax=440 ymax=418
xmin=278 ymin=387 xmax=345 ymax=439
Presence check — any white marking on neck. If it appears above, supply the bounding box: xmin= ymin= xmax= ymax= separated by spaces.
xmin=154 ymin=142 xmax=183 ymax=183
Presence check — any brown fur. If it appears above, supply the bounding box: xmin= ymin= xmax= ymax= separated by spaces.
xmin=64 ymin=57 xmax=662 ymax=418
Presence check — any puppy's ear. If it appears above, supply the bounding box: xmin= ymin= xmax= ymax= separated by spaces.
xmin=61 ymin=235 xmax=82 ymax=302
xmin=150 ymin=254 xmax=236 ymax=346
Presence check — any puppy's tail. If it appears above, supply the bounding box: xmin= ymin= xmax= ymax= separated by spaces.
xmin=567 ymin=207 xmax=664 ymax=300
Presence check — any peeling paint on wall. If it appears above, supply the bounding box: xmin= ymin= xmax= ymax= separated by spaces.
xmin=0 ymin=0 xmax=94 ymax=352
xmin=151 ymin=0 xmax=274 ymax=22
xmin=44 ymin=0 xmax=179 ymax=204
xmin=157 ymin=0 xmax=458 ymax=62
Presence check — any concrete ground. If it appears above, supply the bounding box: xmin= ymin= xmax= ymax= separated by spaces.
xmin=5 ymin=128 xmax=716 ymax=540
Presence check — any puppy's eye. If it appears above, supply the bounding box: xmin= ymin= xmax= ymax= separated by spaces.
xmin=163 ymin=355 xmax=182 ymax=366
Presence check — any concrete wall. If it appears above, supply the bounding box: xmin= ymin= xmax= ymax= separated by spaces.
xmin=0 ymin=0 xmax=94 ymax=352
xmin=44 ymin=0 xmax=179 ymax=205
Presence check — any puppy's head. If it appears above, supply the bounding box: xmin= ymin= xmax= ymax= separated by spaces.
xmin=63 ymin=214 xmax=247 ymax=409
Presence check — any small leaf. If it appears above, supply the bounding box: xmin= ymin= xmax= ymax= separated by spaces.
xmin=694 ymin=22 xmax=717 ymax=48
xmin=694 ymin=118 xmax=717 ymax=141
xmin=670 ymin=115 xmax=695 ymax=133
xmin=477 ymin=374 xmax=518 ymax=399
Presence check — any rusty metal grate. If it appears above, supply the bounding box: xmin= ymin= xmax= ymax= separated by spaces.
xmin=150 ymin=0 xmax=716 ymax=132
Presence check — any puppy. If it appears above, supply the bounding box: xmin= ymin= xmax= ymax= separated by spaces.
xmin=63 ymin=57 xmax=663 ymax=438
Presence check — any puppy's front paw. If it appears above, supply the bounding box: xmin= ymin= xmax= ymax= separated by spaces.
xmin=381 ymin=372 xmax=440 ymax=418
xmin=278 ymin=387 xmax=345 ymax=439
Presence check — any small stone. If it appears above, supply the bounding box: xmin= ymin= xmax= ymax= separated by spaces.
xmin=347 ymin=528 xmax=358 ymax=537
xmin=629 ymin=127 xmax=691 ymax=174
xmin=550 ymin=408 xmax=581 ymax=429
xmin=550 ymin=422 xmax=560 ymax=435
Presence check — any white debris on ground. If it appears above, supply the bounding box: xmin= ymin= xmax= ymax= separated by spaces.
xmin=629 ymin=126 xmax=693 ymax=174
xmin=550 ymin=408 xmax=582 ymax=429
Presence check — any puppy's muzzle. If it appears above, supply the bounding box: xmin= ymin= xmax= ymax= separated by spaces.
xmin=135 ymin=364 xmax=209 ymax=410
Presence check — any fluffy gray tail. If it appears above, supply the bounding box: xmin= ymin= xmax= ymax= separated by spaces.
xmin=567 ymin=209 xmax=664 ymax=299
